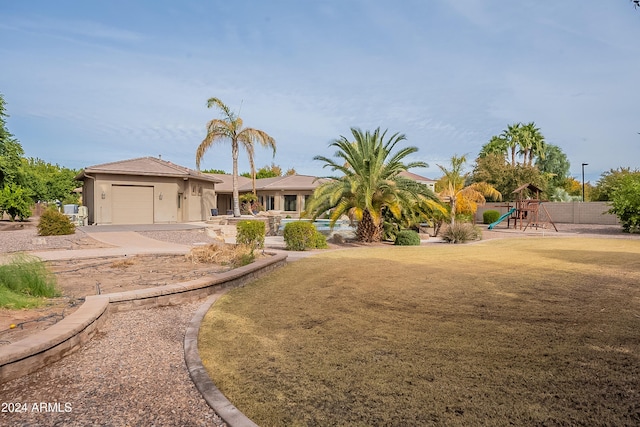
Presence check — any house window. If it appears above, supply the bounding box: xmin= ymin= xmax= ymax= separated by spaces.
xmin=284 ymin=195 xmax=297 ymax=212
xmin=261 ymin=195 xmax=275 ymax=211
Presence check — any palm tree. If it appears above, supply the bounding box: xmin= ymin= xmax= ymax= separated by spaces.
xmin=195 ymin=97 xmax=276 ymax=217
xmin=500 ymin=123 xmax=522 ymax=167
xmin=304 ymin=127 xmax=442 ymax=242
xmin=521 ymin=122 xmax=545 ymax=166
xmin=479 ymin=135 xmax=508 ymax=161
xmin=437 ymin=154 xmax=502 ymax=226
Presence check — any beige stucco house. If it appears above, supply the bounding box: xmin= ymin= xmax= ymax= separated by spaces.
xmin=207 ymin=173 xmax=329 ymax=217
xmin=76 ymin=157 xmax=221 ymax=225
xmin=75 ymin=156 xmax=434 ymax=225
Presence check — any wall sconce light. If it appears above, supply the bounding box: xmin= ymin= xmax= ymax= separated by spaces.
xmin=159 ymin=192 xmax=163 ymax=200
xmin=101 ymin=191 xmax=106 ymax=199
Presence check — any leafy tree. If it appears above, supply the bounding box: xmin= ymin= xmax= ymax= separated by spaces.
xmin=285 ymin=167 xmax=297 ymax=176
xmin=22 ymin=158 xmax=80 ymax=203
xmin=0 ymin=184 xmax=32 ymax=221
xmin=436 ymin=154 xmax=501 ymax=226
xmin=195 ymin=97 xmax=276 ymax=217
xmin=471 ymin=154 xmax=547 ymax=200
xmin=304 ymin=127 xmax=441 ymax=242
xmin=241 ymin=163 xmax=282 ymax=179
xmin=535 ymin=144 xmax=570 ymax=191
xmin=591 ymin=167 xmax=640 ymax=201
xmin=608 ymin=173 xmax=640 ymax=233
xmin=200 ymin=168 xmax=228 ymax=174
xmin=0 ymin=94 xmax=26 ymax=189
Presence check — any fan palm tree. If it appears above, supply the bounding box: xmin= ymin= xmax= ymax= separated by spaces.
xmin=304 ymin=127 xmax=442 ymax=242
xmin=195 ymin=97 xmax=276 ymax=217
xmin=437 ymin=154 xmax=502 ymax=226
xmin=520 ymin=122 xmax=546 ymax=166
xmin=479 ymin=135 xmax=508 ymax=161
xmin=500 ymin=123 xmax=523 ymax=167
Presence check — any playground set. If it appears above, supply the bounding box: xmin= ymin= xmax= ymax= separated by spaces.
xmin=487 ymin=183 xmax=558 ymax=232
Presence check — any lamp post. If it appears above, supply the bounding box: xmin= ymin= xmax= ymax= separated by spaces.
xmin=581 ymin=163 xmax=588 ymax=202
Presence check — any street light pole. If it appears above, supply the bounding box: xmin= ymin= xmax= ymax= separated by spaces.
xmin=581 ymin=163 xmax=588 ymax=202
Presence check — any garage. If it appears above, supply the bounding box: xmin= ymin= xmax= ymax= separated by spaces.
xmin=111 ymin=185 xmax=154 ymax=224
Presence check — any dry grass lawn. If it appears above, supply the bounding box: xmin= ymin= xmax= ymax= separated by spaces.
xmin=199 ymin=238 xmax=640 ymax=426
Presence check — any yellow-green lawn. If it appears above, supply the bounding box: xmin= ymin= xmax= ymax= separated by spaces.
xmin=199 ymin=238 xmax=640 ymax=426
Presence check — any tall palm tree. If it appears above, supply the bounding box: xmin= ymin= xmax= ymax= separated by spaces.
xmin=500 ymin=123 xmax=522 ymax=167
xmin=195 ymin=97 xmax=276 ymax=217
xmin=304 ymin=127 xmax=442 ymax=242
xmin=437 ymin=154 xmax=502 ymax=226
xmin=520 ymin=122 xmax=545 ymax=166
xmin=479 ymin=135 xmax=508 ymax=161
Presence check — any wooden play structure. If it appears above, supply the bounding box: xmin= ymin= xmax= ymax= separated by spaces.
xmin=488 ymin=183 xmax=558 ymax=232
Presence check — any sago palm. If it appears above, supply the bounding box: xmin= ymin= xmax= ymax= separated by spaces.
xmin=304 ymin=127 xmax=442 ymax=242
xmin=195 ymin=97 xmax=276 ymax=217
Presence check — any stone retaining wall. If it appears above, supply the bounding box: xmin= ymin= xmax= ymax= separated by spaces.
xmin=0 ymin=253 xmax=287 ymax=384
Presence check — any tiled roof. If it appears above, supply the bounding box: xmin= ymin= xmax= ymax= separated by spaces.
xmin=204 ymin=174 xmax=252 ymax=192
xmin=206 ymin=174 xmax=329 ymax=193
xmin=398 ymin=170 xmax=436 ymax=182
xmin=76 ymin=157 xmax=221 ymax=183
xmin=247 ymin=174 xmax=330 ymax=191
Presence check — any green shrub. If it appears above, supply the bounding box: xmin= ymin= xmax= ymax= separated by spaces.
xmin=608 ymin=174 xmax=640 ymax=233
xmin=236 ymin=220 xmax=265 ymax=251
xmin=283 ymin=221 xmax=327 ymax=251
xmin=312 ymin=231 xmax=328 ymax=249
xmin=483 ymin=210 xmax=501 ymax=224
xmin=440 ymin=222 xmax=482 ymax=244
xmin=0 ymin=254 xmax=59 ymax=308
xmin=37 ymin=208 xmax=75 ymax=236
xmin=394 ymin=230 xmax=421 ymax=246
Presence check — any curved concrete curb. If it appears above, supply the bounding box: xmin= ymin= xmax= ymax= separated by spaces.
xmin=185 ymin=294 xmax=259 ymax=427
xmin=0 ymin=253 xmax=287 ymax=384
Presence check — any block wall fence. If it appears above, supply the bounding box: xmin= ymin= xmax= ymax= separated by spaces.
xmin=475 ymin=202 xmax=619 ymax=225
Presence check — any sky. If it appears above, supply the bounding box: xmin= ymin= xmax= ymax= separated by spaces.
xmin=1 ymin=1 xmax=639 ymax=184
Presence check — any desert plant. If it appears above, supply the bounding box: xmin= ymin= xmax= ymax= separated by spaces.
xmin=483 ymin=210 xmax=501 ymax=224
xmin=37 ymin=207 xmax=75 ymax=236
xmin=283 ymin=221 xmax=327 ymax=251
xmin=440 ymin=222 xmax=482 ymax=244
xmin=236 ymin=220 xmax=265 ymax=251
xmin=394 ymin=230 xmax=421 ymax=246
xmin=186 ymin=243 xmax=255 ymax=266
xmin=0 ymin=254 xmax=59 ymax=308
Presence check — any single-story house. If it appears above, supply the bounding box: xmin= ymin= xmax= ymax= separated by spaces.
xmin=207 ymin=173 xmax=329 ymax=217
xmin=76 ymin=157 xmax=222 ymax=225
xmin=75 ymin=156 xmax=436 ymax=225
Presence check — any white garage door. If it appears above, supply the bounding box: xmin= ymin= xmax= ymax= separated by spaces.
xmin=112 ymin=185 xmax=154 ymax=224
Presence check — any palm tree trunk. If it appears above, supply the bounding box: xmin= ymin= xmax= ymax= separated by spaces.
xmin=232 ymin=141 xmax=241 ymax=217
xmin=356 ymin=209 xmax=382 ymax=242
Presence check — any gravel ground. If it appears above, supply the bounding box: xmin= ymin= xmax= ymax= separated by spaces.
xmin=0 ymin=227 xmax=223 ymax=255
xmin=0 ymin=301 xmax=226 ymax=427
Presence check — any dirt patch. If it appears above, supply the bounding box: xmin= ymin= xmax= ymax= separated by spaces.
xmin=0 ymin=254 xmax=230 ymax=345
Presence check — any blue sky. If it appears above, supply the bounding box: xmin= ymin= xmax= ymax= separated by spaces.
xmin=1 ymin=1 xmax=639 ymax=183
